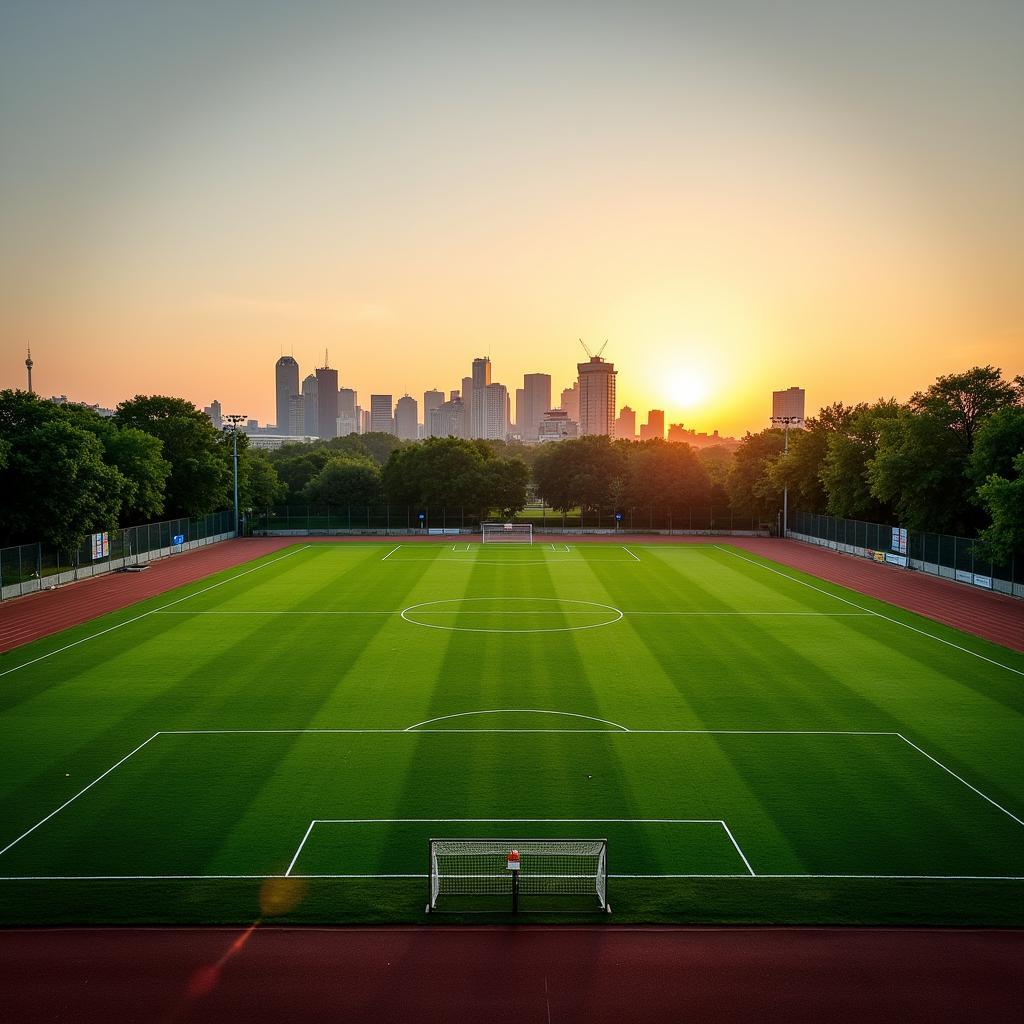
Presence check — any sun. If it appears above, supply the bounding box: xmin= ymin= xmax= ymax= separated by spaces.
xmin=666 ymin=371 xmax=711 ymax=408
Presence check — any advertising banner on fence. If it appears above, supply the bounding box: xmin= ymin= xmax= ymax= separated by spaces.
xmin=91 ymin=532 xmax=109 ymax=560
xmin=891 ymin=527 xmax=908 ymax=555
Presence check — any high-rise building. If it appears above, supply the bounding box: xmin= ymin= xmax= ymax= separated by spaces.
xmin=360 ymin=408 xmax=370 ymax=434
xmin=203 ymin=399 xmax=223 ymax=430
xmin=429 ymin=396 xmax=467 ymax=439
xmin=514 ymin=388 xmax=525 ymax=435
xmin=470 ymin=357 xmax=491 ymax=438
xmin=521 ymin=373 xmax=552 ymax=442
xmin=667 ymin=423 xmax=686 ymax=443
xmin=275 ymin=356 xmax=299 ymax=433
xmin=461 ymin=376 xmax=474 ymax=432
xmin=577 ymin=355 xmax=617 ymax=436
xmin=483 ymin=382 xmax=510 ymax=440
xmin=772 ymin=387 xmax=806 ymax=425
xmin=640 ymin=409 xmax=665 ymax=441
xmin=315 ymin=364 xmax=339 ymax=439
xmin=395 ymin=394 xmax=418 ymax=439
xmin=370 ymin=394 xmax=395 ymax=434
xmin=560 ymin=382 xmax=580 ymax=423
xmin=615 ymin=405 xmax=636 ymax=440
xmin=423 ymin=390 xmax=444 ymax=435
xmin=288 ymin=395 xmax=306 ymax=436
xmin=337 ymin=388 xmax=358 ymax=436
xmin=301 ymin=374 xmax=318 ymax=436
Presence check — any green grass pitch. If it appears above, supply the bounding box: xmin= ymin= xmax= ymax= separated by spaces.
xmin=1 ymin=541 xmax=1022 ymax=925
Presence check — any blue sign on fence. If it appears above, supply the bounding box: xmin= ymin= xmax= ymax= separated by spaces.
xmin=172 ymin=534 xmax=185 ymax=546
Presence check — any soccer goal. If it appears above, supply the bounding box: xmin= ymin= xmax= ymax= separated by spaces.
xmin=427 ymin=838 xmax=609 ymax=913
xmin=481 ymin=522 xmax=533 ymax=544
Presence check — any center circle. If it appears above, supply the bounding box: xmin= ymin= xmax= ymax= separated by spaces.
xmin=400 ymin=597 xmax=624 ymax=633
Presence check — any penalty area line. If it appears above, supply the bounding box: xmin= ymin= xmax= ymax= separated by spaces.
xmin=622 ymin=546 xmax=641 ymax=561
xmin=380 ymin=545 xmax=401 ymax=560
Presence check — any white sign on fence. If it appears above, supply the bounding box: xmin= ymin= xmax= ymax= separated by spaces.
xmin=91 ymin=532 xmax=109 ymax=560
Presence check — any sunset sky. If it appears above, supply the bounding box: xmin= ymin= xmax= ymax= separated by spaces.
xmin=1 ymin=1 xmax=1022 ymax=436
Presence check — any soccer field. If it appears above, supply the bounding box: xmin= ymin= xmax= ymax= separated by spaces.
xmin=1 ymin=541 xmax=1022 ymax=925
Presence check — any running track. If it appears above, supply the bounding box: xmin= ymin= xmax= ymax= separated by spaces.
xmin=0 ymin=926 xmax=1020 ymax=1023
xmin=1 ymin=534 xmax=1020 ymax=655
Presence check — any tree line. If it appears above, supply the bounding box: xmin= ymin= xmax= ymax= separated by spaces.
xmin=3 ymin=364 xmax=1021 ymax=561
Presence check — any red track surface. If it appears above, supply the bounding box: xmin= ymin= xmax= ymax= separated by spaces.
xmin=1 ymin=926 xmax=1020 ymax=1023
xmin=2 ymin=533 xmax=1020 ymax=655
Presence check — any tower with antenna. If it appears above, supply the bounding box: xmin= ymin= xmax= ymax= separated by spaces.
xmin=576 ymin=338 xmax=617 ymax=437
xmin=25 ymin=347 xmax=33 ymax=393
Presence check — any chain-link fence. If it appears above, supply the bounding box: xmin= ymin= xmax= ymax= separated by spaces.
xmin=251 ymin=505 xmax=766 ymax=534
xmin=790 ymin=510 xmax=1022 ymax=598
xmin=1 ymin=510 xmax=235 ymax=600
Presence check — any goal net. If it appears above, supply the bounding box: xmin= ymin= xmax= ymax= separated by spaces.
xmin=427 ymin=838 xmax=608 ymax=912
xmin=481 ymin=523 xmax=533 ymax=544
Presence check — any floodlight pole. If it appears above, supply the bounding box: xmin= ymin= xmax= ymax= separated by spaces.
xmin=770 ymin=415 xmax=802 ymax=538
xmin=223 ymin=414 xmax=246 ymax=535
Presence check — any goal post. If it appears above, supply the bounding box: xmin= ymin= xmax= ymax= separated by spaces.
xmin=427 ymin=838 xmax=609 ymax=913
xmin=481 ymin=522 xmax=533 ymax=544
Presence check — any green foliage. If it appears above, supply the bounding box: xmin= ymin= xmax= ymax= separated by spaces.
xmin=968 ymin=407 xmax=1024 ymax=487
xmin=626 ymin=439 xmax=712 ymax=509
xmin=819 ymin=400 xmax=903 ymax=520
xmin=727 ymin=430 xmax=784 ymax=518
xmin=533 ymin=436 xmax=629 ymax=511
xmin=975 ymin=452 xmax=1024 ymax=564
xmin=304 ymin=457 xmax=383 ymax=506
xmin=114 ymin=396 xmax=230 ymax=517
xmin=239 ymin=448 xmax=288 ymax=508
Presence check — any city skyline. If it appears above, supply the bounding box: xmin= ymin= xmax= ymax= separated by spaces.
xmin=2 ymin=3 xmax=1022 ymax=434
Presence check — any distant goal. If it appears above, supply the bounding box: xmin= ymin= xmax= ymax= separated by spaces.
xmin=427 ymin=838 xmax=609 ymax=913
xmin=482 ymin=522 xmax=533 ymax=544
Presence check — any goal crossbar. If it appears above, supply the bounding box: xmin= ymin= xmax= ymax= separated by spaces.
xmin=428 ymin=837 xmax=608 ymax=912
xmin=481 ymin=523 xmax=533 ymax=544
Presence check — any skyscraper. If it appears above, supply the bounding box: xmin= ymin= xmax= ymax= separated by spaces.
xmin=514 ymin=387 xmax=525 ymax=435
xmin=337 ymin=388 xmax=358 ymax=436
xmin=521 ymin=373 xmax=552 ymax=442
xmin=275 ymin=356 xmax=299 ymax=433
xmin=577 ymin=355 xmax=617 ymax=436
xmin=301 ymin=374 xmax=318 ymax=436
xmin=315 ymin=364 xmax=339 ymax=439
xmin=423 ymin=390 xmax=444 ymax=436
xmin=772 ymin=387 xmax=806 ymax=424
xmin=394 ymin=395 xmax=418 ymax=439
xmin=615 ymin=405 xmax=636 ymax=440
xmin=461 ymin=376 xmax=474 ymax=433
xmin=429 ymin=396 xmax=467 ymax=438
xmin=370 ymin=394 xmax=395 ymax=434
xmin=288 ymin=394 xmax=306 ymax=436
xmin=560 ymin=382 xmax=580 ymax=423
xmin=470 ymin=357 xmax=491 ymax=438
xmin=203 ymin=399 xmax=222 ymax=430
xmin=640 ymin=409 xmax=665 ymax=440
xmin=483 ymin=382 xmax=510 ymax=440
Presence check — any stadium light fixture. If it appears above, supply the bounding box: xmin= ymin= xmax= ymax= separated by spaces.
xmin=223 ymin=414 xmax=247 ymax=535
xmin=770 ymin=415 xmax=803 ymax=538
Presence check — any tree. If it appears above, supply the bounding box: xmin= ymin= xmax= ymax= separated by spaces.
xmin=267 ymin=446 xmax=335 ymax=502
xmin=727 ymin=430 xmax=784 ymax=518
xmin=766 ymin=403 xmax=854 ymax=515
xmin=304 ymin=457 xmax=383 ymax=506
xmin=9 ymin=417 xmax=126 ymax=551
xmin=114 ymin=396 xmax=230 ymax=517
xmin=483 ymin=458 xmax=530 ymax=517
xmin=820 ymin=400 xmax=902 ymax=520
xmin=698 ymin=446 xmax=734 ymax=505
xmin=968 ymin=407 xmax=1024 ymax=488
xmin=625 ymin=440 xmax=711 ymax=510
xmin=533 ymin=436 xmax=628 ymax=511
xmin=357 ymin=432 xmax=406 ymax=465
xmin=975 ymin=452 xmax=1024 ymax=566
xmin=238 ymin=448 xmax=287 ymax=509
xmin=382 ymin=437 xmax=494 ymax=508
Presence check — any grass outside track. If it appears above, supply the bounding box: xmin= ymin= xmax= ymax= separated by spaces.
xmin=1 ymin=541 xmax=1021 ymax=925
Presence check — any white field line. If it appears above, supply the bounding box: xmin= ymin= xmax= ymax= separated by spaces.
xmin=622 ymin=546 xmax=641 ymax=561
xmin=285 ymin=821 xmax=317 ymax=876
xmin=158 ymin=727 xmax=897 ymax=736
xmin=150 ymin=609 xmax=875 ymax=618
xmin=0 ymin=733 xmax=160 ymax=859
xmin=719 ymin=821 xmax=756 ymax=876
xmin=0 ymin=545 xmax=312 ymax=680
xmin=380 ymin=545 xmax=401 ymax=560
xmin=404 ymin=709 xmax=631 ymax=732
xmin=3 ymin=872 xmax=1023 ymax=881
xmin=897 ymin=733 xmax=1024 ymax=828
xmin=714 ymin=545 xmax=1024 ymax=678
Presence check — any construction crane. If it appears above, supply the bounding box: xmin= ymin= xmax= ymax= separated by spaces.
xmin=578 ymin=338 xmax=609 ymax=360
